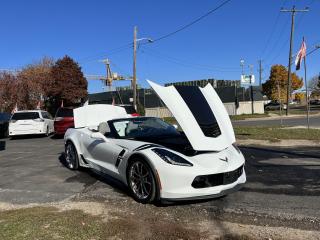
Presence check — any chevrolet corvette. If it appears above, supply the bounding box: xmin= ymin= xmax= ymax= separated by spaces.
xmin=64 ymin=81 xmax=246 ymax=203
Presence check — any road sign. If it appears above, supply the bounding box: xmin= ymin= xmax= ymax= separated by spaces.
xmin=241 ymin=74 xmax=255 ymax=84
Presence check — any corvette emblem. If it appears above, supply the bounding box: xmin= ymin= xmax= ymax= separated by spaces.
xmin=219 ymin=157 xmax=228 ymax=162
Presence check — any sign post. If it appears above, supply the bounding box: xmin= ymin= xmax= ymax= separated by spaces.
xmin=241 ymin=75 xmax=255 ymax=114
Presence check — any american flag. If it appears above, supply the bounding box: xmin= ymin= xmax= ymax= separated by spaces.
xmin=295 ymin=38 xmax=306 ymax=71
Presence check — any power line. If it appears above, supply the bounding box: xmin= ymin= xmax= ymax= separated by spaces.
xmin=152 ymin=0 xmax=233 ymax=43
xmin=260 ymin=0 xmax=288 ymax=58
xmin=140 ymin=47 xmax=240 ymax=72
xmin=264 ymin=0 xmax=314 ymax=67
xmin=141 ymin=47 xmax=240 ymax=70
xmin=78 ymin=43 xmax=132 ymax=64
xmin=263 ymin=16 xmax=291 ymax=64
xmin=306 ymin=45 xmax=320 ymax=57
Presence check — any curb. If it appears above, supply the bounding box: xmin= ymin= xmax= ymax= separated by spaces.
xmin=233 ymin=113 xmax=320 ymax=122
xmin=240 ymin=146 xmax=320 ymax=159
xmin=236 ymin=139 xmax=320 ymax=147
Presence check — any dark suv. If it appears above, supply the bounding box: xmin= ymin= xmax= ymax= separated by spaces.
xmin=0 ymin=112 xmax=11 ymax=138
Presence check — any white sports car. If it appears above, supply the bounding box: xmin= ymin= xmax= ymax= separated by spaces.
xmin=64 ymin=81 xmax=246 ymax=203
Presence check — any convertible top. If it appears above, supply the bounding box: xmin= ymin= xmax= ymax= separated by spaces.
xmin=73 ymin=104 xmax=128 ymax=128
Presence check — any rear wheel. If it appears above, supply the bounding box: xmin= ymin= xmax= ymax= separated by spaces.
xmin=65 ymin=142 xmax=79 ymax=170
xmin=127 ymin=158 xmax=157 ymax=204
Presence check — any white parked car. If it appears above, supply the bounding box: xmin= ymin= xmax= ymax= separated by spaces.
xmin=9 ymin=110 xmax=54 ymax=136
xmin=64 ymin=81 xmax=246 ymax=203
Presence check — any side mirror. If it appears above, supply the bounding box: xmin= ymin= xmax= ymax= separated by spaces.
xmin=90 ymin=132 xmax=104 ymax=140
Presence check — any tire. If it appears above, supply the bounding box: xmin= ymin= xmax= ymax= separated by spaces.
xmin=127 ymin=158 xmax=157 ymax=204
xmin=65 ymin=142 xmax=79 ymax=170
xmin=45 ymin=126 xmax=49 ymax=137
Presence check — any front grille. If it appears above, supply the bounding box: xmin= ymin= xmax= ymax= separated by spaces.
xmin=192 ymin=165 xmax=243 ymax=189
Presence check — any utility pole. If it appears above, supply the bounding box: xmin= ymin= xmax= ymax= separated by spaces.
xmin=132 ymin=26 xmax=138 ymax=110
xmin=258 ymin=60 xmax=263 ymax=86
xmin=249 ymin=64 xmax=254 ymax=114
xmin=281 ymin=6 xmax=309 ymax=115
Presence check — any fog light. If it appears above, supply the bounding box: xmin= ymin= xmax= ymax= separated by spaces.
xmin=192 ymin=176 xmax=207 ymax=188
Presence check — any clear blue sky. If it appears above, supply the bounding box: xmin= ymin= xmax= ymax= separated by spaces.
xmin=0 ymin=0 xmax=319 ymax=93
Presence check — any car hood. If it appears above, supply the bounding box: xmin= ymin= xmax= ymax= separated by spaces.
xmin=148 ymin=80 xmax=235 ymax=151
xmin=74 ymin=104 xmax=127 ymax=128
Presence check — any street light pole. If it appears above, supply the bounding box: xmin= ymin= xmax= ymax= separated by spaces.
xmin=133 ymin=26 xmax=137 ymax=110
xmin=132 ymin=26 xmax=153 ymax=110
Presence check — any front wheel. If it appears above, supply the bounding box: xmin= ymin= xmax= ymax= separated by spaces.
xmin=45 ymin=126 xmax=49 ymax=137
xmin=127 ymin=158 xmax=157 ymax=204
xmin=65 ymin=142 xmax=79 ymax=170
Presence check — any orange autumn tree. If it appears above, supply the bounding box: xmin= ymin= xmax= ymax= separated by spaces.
xmin=262 ymin=64 xmax=303 ymax=103
xmin=16 ymin=57 xmax=54 ymax=110
xmin=0 ymin=71 xmax=18 ymax=112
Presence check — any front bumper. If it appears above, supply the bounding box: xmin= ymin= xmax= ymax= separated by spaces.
xmin=159 ymin=167 xmax=246 ymax=200
xmin=162 ymin=182 xmax=245 ymax=202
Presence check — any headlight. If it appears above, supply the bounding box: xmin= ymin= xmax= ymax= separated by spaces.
xmin=152 ymin=148 xmax=193 ymax=167
xmin=232 ymin=143 xmax=241 ymax=154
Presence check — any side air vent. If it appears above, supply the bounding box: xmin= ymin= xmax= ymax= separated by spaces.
xmin=115 ymin=149 xmax=126 ymax=168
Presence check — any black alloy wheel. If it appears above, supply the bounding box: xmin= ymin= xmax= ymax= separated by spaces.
xmin=127 ymin=158 xmax=157 ymax=204
xmin=65 ymin=142 xmax=79 ymax=170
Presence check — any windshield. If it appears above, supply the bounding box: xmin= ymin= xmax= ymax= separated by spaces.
xmin=111 ymin=118 xmax=179 ymax=139
xmin=12 ymin=112 xmax=40 ymax=120
xmin=56 ymin=108 xmax=73 ymax=117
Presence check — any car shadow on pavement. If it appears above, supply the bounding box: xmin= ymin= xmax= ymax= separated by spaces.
xmin=10 ymin=134 xmax=48 ymax=140
xmin=0 ymin=141 xmax=5 ymax=151
xmin=58 ymin=153 xmax=129 ymax=197
xmin=240 ymin=147 xmax=320 ymax=196
xmin=51 ymin=134 xmax=64 ymax=140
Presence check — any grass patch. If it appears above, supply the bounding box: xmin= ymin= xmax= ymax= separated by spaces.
xmin=0 ymin=207 xmax=111 ymax=240
xmin=235 ymin=126 xmax=320 ymax=141
xmin=163 ymin=117 xmax=177 ymax=125
xmin=230 ymin=113 xmax=269 ymax=121
xmin=266 ymin=109 xmax=319 ymax=115
xmin=0 ymin=206 xmax=205 ymax=240
xmin=163 ymin=117 xmax=320 ymax=141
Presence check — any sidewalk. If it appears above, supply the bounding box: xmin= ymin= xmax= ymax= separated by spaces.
xmin=237 ymin=139 xmax=320 ymax=158
xmin=237 ymin=138 xmax=320 ymax=147
xmin=233 ymin=112 xmax=320 ymax=122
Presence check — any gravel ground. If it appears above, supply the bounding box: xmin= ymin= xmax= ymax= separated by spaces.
xmin=0 ymin=136 xmax=319 ymax=239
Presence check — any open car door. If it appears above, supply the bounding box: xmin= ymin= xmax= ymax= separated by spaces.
xmin=148 ymin=80 xmax=235 ymax=152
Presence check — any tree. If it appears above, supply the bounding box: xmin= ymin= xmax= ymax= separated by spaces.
xmin=294 ymin=92 xmax=304 ymax=103
xmin=16 ymin=57 xmax=54 ymax=110
xmin=309 ymin=75 xmax=320 ymax=99
xmin=262 ymin=64 xmax=303 ymax=103
xmin=46 ymin=56 xmax=88 ymax=113
xmin=0 ymin=72 xmax=18 ymax=112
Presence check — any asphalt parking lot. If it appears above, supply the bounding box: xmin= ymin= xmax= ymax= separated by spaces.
xmin=0 ymin=136 xmax=319 ymax=232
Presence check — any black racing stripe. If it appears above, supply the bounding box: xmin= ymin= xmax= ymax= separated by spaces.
xmin=133 ymin=144 xmax=161 ymax=152
xmin=175 ymin=86 xmax=221 ymax=138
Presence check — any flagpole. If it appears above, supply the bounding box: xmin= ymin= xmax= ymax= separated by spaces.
xmin=303 ymin=42 xmax=310 ymax=130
